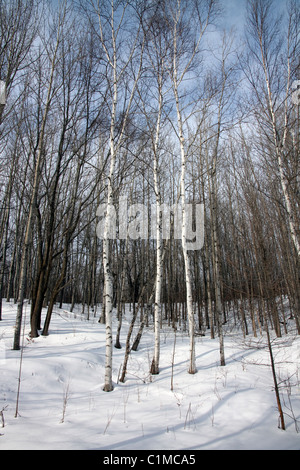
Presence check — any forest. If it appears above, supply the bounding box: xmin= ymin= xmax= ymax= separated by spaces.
xmin=0 ymin=0 xmax=299 ymax=448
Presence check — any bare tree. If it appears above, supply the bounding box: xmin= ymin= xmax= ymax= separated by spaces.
xmin=245 ymin=0 xmax=300 ymax=258
xmin=0 ymin=0 xmax=40 ymax=320
xmin=84 ymin=0 xmax=145 ymax=391
xmin=13 ymin=2 xmax=68 ymax=350
xmin=138 ymin=3 xmax=173 ymax=374
xmin=167 ymin=0 xmax=218 ymax=374
xmin=0 ymin=0 xmax=40 ymax=123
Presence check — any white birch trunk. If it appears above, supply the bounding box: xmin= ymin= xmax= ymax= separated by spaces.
xmin=152 ymin=209 xmax=163 ymax=374
xmin=209 ymin=53 xmax=227 ymax=366
xmin=168 ymin=0 xmax=214 ymax=373
xmin=151 ymin=89 xmax=163 ymax=375
xmin=210 ymin=161 xmax=225 ymax=366
xmin=99 ymin=1 xmax=144 ymax=391
xmin=266 ymin=81 xmax=300 ymax=258
xmin=102 ymin=2 xmax=118 ymax=392
xmin=172 ymin=41 xmax=197 ymax=375
xmin=102 ymin=95 xmax=117 ymax=389
xmin=257 ymin=20 xmax=300 ymax=259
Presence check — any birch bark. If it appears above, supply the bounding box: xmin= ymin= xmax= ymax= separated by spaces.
xmin=96 ymin=0 xmax=144 ymax=391
xmin=150 ymin=85 xmax=163 ymax=375
xmin=171 ymin=9 xmax=196 ymax=375
xmin=168 ymin=0 xmax=216 ymax=373
xmin=102 ymin=2 xmax=117 ymax=392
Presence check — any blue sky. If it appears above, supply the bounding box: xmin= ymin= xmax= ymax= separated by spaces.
xmin=221 ymin=0 xmax=287 ymax=32
xmin=222 ymin=0 xmax=247 ymax=30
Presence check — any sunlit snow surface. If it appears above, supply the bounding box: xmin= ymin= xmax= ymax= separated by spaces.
xmin=0 ymin=301 xmax=299 ymax=450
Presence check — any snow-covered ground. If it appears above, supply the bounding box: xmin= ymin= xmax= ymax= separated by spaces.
xmin=0 ymin=300 xmax=299 ymax=450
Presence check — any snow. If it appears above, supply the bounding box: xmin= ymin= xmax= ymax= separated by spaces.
xmin=0 ymin=300 xmax=299 ymax=450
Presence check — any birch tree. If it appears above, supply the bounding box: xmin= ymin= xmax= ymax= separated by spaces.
xmin=206 ymin=31 xmax=238 ymax=365
xmin=139 ymin=3 xmax=172 ymax=374
xmin=167 ymin=0 xmax=218 ymax=374
xmin=85 ymin=0 xmax=144 ymax=392
xmin=245 ymin=0 xmax=300 ymax=258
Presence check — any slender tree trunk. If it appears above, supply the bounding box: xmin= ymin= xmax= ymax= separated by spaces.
xmin=173 ymin=67 xmax=197 ymax=375
xmin=102 ymin=3 xmax=118 ymax=392
xmin=150 ymin=86 xmax=163 ymax=375
xmin=210 ymin=164 xmax=225 ymax=366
